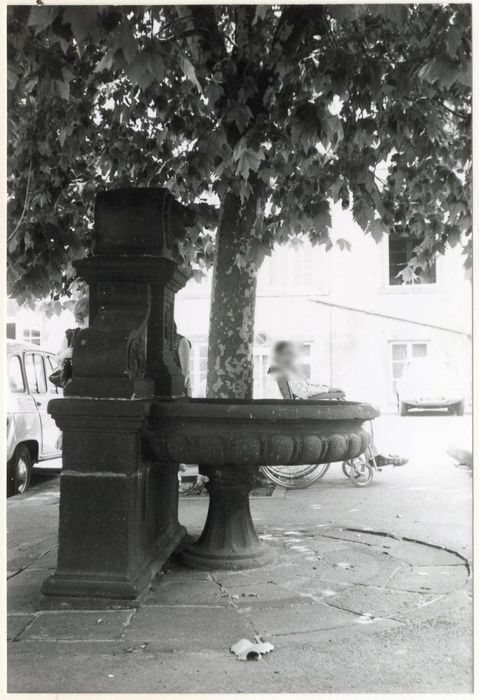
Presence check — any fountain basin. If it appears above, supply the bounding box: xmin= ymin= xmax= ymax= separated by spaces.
xmin=146 ymin=399 xmax=379 ymax=570
xmin=148 ymin=398 xmax=378 ymax=465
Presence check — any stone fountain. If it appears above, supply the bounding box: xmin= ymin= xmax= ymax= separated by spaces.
xmin=42 ymin=188 xmax=379 ymax=607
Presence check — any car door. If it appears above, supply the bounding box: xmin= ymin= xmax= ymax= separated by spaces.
xmin=24 ymin=352 xmax=61 ymax=458
xmin=7 ymin=353 xmax=41 ymax=459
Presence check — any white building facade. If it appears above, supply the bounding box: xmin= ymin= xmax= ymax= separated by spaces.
xmin=175 ymin=205 xmax=471 ymax=411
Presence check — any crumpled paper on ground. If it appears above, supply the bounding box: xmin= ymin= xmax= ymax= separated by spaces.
xmin=230 ymin=637 xmax=274 ymax=661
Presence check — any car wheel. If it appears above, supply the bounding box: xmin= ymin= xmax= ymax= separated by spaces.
xmin=399 ymin=401 xmax=408 ymax=416
xmin=455 ymin=401 xmax=465 ymax=417
xmin=8 ymin=445 xmax=33 ymax=496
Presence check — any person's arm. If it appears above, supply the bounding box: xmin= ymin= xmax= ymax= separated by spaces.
xmin=306 ymin=380 xmax=331 ymax=396
xmin=56 ymin=334 xmax=72 ymax=363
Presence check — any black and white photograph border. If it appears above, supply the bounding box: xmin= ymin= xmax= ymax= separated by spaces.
xmin=4 ymin=0 xmax=475 ymax=695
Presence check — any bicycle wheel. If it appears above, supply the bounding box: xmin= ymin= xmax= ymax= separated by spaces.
xmin=348 ymin=459 xmax=374 ymax=487
xmin=260 ymin=463 xmax=330 ymax=489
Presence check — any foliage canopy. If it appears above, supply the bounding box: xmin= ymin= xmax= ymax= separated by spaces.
xmin=8 ymin=4 xmax=471 ymax=306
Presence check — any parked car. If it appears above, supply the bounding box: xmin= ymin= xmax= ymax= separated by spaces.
xmin=396 ymin=357 xmax=465 ymax=416
xmin=7 ymin=340 xmax=62 ymax=495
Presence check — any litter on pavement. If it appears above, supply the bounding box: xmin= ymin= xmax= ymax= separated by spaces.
xmin=230 ymin=637 xmax=275 ymax=661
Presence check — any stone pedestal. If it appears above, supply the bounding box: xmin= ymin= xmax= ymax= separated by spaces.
xmin=41 ymin=399 xmax=185 ymax=607
xmin=182 ymin=467 xmax=274 ymax=570
xmin=42 ymin=188 xmax=194 ymax=607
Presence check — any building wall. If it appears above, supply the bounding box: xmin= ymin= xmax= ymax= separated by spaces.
xmin=176 ymin=204 xmax=471 ymax=409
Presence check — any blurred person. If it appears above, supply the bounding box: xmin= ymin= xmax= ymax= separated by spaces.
xmin=173 ymin=322 xmax=192 ymax=397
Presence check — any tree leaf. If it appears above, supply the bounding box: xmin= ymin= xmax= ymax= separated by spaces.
xmin=253 ymin=5 xmax=268 ymax=25
xmin=27 ymin=7 xmax=59 ymax=34
xmin=63 ymin=7 xmax=100 ymax=44
xmin=180 ymin=55 xmax=202 ymax=92
xmin=235 ymin=147 xmax=265 ymax=180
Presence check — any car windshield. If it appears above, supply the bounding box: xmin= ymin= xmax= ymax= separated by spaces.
xmin=403 ymin=359 xmax=453 ymax=383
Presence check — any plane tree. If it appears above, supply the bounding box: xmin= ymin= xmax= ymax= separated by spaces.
xmin=7 ymin=4 xmax=471 ymax=397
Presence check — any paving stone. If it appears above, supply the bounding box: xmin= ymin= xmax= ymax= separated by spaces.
xmin=8 ymin=614 xmax=34 ymax=641
xmin=387 ymin=565 xmax=469 ymax=595
xmin=125 ymin=605 xmax=252 ymax=651
xmin=7 ymin=538 xmax=57 ymax=574
xmin=244 ymin=600 xmax=357 ymax=636
xmin=21 ymin=610 xmax=134 ymax=641
xmin=212 ymin=564 xmax=298 ymax=587
xmin=9 ymin=639 xmax=127 ymax=656
xmin=144 ymin=579 xmax=228 ymax=606
xmin=28 ymin=547 xmax=58 ymax=570
xmin=159 ymin=566 xmax=212 ymax=582
xmin=397 ymin=589 xmax=471 ymax=624
xmin=292 ymin=548 xmax=382 ymax=585
xmin=327 ymin=585 xmax=440 ymax=618
xmin=271 ymin=616 xmax=405 ymax=646
xmin=8 ymin=569 xmax=48 ymax=613
xmin=279 ymin=576 xmax=352 ymax=601
xmin=225 ymin=581 xmax=312 ymax=608
xmin=372 ymin=540 xmax=466 ymax=567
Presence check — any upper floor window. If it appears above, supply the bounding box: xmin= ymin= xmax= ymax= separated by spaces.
xmin=260 ymin=242 xmax=322 ymax=293
xmin=388 ymin=236 xmax=436 ymax=286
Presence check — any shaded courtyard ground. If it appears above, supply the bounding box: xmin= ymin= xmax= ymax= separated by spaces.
xmin=7 ymin=413 xmax=472 ymax=693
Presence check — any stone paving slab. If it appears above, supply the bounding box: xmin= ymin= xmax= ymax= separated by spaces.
xmin=125 ymin=606 xmax=253 ymax=651
xmin=211 ymin=563 xmax=299 ymax=587
xmin=7 ymin=569 xmax=48 ymax=614
xmin=327 ymin=584 xmax=440 ymax=618
xmin=21 ymin=610 xmax=134 ymax=641
xmin=242 ymin=599 xmax=357 ymax=636
xmin=220 ymin=579 xmax=313 ymax=607
xmin=7 ymin=613 xmax=34 ymax=641
xmin=144 ymin=578 xmax=229 ymax=606
xmin=387 ymin=564 xmax=469 ymax=594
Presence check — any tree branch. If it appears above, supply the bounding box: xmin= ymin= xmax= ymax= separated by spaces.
xmin=8 ymin=160 xmax=32 ymax=242
xmin=433 ymin=97 xmax=469 ymax=121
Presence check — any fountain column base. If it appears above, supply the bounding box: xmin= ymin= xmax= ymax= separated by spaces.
xmin=182 ymin=466 xmax=274 ymax=570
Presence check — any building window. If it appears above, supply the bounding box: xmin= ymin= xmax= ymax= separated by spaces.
xmin=23 ymin=328 xmax=41 ymax=345
xmin=265 ymin=243 xmax=314 ymax=292
xmin=390 ymin=341 xmax=428 ymax=395
xmin=388 ymin=236 xmax=436 ymax=286
xmin=6 ymin=322 xmax=16 ymax=340
xmin=189 ymin=342 xmax=208 ymax=397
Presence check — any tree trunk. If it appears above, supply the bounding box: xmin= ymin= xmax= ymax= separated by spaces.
xmin=206 ymin=190 xmax=263 ymax=399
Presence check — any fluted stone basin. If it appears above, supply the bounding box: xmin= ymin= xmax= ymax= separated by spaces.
xmin=146 ymin=399 xmax=379 ymax=570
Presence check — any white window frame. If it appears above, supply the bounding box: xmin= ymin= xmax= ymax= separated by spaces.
xmin=384 ymin=236 xmax=438 ymax=292
xmin=189 ymin=340 xmax=208 ymax=397
xmin=259 ymin=242 xmax=323 ymax=295
xmin=23 ymin=328 xmax=42 ymax=346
